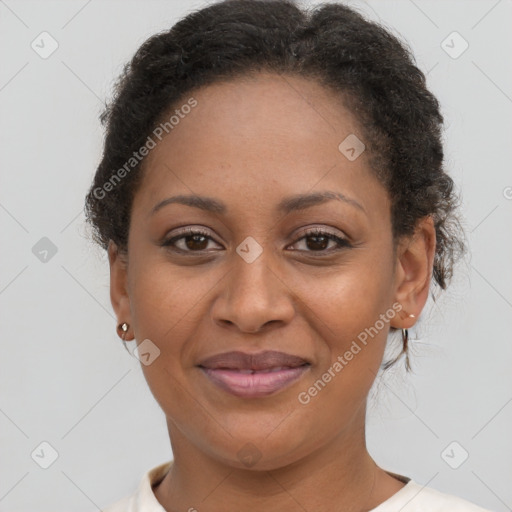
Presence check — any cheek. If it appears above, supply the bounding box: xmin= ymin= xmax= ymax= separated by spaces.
xmin=128 ymin=273 xmax=196 ymax=419
xmin=293 ymin=272 xmax=393 ymax=429
xmin=294 ymin=257 xmax=394 ymax=349
xmin=126 ymin=260 xmax=225 ymax=407
xmin=128 ymin=260 xmax=214 ymax=344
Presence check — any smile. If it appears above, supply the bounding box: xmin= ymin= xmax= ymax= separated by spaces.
xmin=200 ymin=366 xmax=310 ymax=398
xmin=197 ymin=350 xmax=311 ymax=398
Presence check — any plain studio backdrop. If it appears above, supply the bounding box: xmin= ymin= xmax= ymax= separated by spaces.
xmin=0 ymin=0 xmax=511 ymax=510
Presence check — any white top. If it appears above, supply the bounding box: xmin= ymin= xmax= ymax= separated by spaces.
xmin=102 ymin=461 xmax=493 ymax=512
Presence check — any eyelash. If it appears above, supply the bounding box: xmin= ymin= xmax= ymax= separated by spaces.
xmin=161 ymin=227 xmax=351 ymax=254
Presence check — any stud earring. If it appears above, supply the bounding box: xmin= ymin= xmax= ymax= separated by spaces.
xmin=117 ymin=322 xmax=130 ymax=341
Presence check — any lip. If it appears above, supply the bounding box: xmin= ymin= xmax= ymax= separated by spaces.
xmin=197 ymin=350 xmax=311 ymax=398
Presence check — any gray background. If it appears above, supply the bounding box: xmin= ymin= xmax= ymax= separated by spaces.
xmin=0 ymin=0 xmax=511 ymax=510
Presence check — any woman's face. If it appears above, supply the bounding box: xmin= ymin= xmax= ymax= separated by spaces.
xmin=110 ymin=72 xmax=432 ymax=470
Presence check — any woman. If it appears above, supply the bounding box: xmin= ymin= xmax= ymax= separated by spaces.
xmin=84 ymin=0 xmax=491 ymax=510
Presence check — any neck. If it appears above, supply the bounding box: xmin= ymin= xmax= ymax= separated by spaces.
xmin=153 ymin=410 xmax=398 ymax=512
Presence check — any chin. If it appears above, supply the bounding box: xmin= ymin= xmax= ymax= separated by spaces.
xmin=198 ymin=422 xmax=313 ymax=471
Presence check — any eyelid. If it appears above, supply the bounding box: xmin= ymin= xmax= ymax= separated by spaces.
xmin=287 ymin=227 xmax=351 ymax=252
xmin=162 ymin=225 xmax=346 ymax=242
xmin=162 ymin=226 xmax=221 ymax=246
xmin=161 ymin=224 xmax=351 ymax=253
xmin=171 ymin=226 xmax=212 ymax=238
xmin=294 ymin=225 xmax=347 ymax=240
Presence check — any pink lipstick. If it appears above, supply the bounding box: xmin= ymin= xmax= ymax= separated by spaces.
xmin=198 ymin=350 xmax=310 ymax=398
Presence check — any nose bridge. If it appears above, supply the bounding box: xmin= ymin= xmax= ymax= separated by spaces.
xmin=212 ymin=238 xmax=295 ymax=332
xmin=231 ymin=235 xmax=281 ymax=302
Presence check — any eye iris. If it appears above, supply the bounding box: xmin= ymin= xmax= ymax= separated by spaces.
xmin=186 ymin=234 xmax=208 ymax=250
xmin=306 ymin=234 xmax=329 ymax=251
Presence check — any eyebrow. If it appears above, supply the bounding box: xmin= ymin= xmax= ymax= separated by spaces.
xmin=150 ymin=190 xmax=366 ymax=217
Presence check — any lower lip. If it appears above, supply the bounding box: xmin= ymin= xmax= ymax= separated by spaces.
xmin=200 ymin=366 xmax=310 ymax=398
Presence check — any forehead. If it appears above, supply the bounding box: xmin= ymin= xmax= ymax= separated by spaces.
xmin=134 ymin=72 xmax=387 ymax=220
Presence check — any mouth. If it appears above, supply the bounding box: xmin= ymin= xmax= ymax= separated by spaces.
xmin=197 ymin=350 xmax=311 ymax=398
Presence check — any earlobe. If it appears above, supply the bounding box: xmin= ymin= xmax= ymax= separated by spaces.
xmin=391 ymin=215 xmax=436 ymax=329
xmin=108 ymin=240 xmax=133 ymax=338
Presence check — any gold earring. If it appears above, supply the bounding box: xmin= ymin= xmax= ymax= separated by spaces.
xmin=117 ymin=322 xmax=129 ymax=341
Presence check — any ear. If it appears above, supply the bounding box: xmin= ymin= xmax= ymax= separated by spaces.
xmin=391 ymin=215 xmax=436 ymax=329
xmin=108 ymin=240 xmax=134 ymax=340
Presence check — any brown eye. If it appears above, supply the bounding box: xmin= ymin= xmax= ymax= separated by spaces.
xmin=183 ymin=234 xmax=209 ymax=251
xmin=290 ymin=228 xmax=351 ymax=253
xmin=306 ymin=235 xmax=329 ymax=251
xmin=162 ymin=228 xmax=221 ymax=253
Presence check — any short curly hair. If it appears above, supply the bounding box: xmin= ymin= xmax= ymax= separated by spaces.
xmin=84 ymin=0 xmax=466 ymax=370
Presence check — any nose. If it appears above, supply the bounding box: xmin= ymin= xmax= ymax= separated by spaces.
xmin=210 ymin=248 xmax=296 ymax=334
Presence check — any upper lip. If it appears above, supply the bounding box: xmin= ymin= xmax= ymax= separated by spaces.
xmin=197 ymin=350 xmax=310 ymax=371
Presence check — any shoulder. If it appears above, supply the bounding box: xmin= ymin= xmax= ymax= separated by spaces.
xmin=100 ymin=460 xmax=173 ymax=512
xmin=371 ymin=479 xmax=494 ymax=512
xmin=404 ymin=481 xmax=494 ymax=512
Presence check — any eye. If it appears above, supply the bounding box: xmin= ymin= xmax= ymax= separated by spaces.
xmin=161 ymin=227 xmax=221 ymax=253
xmin=161 ymin=226 xmax=351 ymax=254
xmin=288 ymin=228 xmax=351 ymax=253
